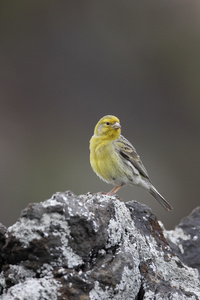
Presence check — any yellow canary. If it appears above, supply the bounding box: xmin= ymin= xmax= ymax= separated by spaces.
xmin=89 ymin=115 xmax=172 ymax=211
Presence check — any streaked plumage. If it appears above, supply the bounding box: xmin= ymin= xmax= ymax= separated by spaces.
xmin=89 ymin=115 xmax=172 ymax=211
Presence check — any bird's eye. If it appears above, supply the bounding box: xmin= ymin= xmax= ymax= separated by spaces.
xmin=106 ymin=122 xmax=110 ymax=125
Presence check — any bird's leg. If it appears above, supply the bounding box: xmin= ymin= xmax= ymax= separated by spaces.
xmin=107 ymin=184 xmax=124 ymax=196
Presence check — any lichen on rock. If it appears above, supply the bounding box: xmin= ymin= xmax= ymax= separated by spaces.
xmin=0 ymin=191 xmax=199 ymax=299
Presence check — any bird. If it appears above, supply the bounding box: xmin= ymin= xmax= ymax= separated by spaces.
xmin=89 ymin=115 xmax=173 ymax=211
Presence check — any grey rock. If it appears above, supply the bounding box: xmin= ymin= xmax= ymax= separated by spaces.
xmin=164 ymin=206 xmax=200 ymax=273
xmin=0 ymin=224 xmax=6 ymax=269
xmin=0 ymin=191 xmax=199 ymax=299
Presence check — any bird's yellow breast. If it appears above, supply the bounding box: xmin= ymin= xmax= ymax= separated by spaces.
xmin=90 ymin=136 xmax=119 ymax=183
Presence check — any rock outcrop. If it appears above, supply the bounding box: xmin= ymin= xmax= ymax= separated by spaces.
xmin=0 ymin=191 xmax=199 ymax=299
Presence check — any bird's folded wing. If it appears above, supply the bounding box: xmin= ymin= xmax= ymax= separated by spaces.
xmin=115 ymin=135 xmax=150 ymax=179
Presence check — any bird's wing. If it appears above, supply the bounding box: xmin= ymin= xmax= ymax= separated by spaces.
xmin=115 ymin=135 xmax=150 ymax=179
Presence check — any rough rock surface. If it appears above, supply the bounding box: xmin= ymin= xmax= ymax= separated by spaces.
xmin=0 ymin=191 xmax=199 ymax=299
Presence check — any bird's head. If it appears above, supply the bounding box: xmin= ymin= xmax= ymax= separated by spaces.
xmin=94 ymin=115 xmax=121 ymax=140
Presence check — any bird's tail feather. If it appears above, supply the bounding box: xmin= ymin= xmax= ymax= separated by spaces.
xmin=149 ymin=185 xmax=173 ymax=211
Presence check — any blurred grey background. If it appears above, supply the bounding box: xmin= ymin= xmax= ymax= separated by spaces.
xmin=1 ymin=1 xmax=200 ymax=229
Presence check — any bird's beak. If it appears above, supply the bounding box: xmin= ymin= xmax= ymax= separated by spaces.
xmin=112 ymin=122 xmax=121 ymax=129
